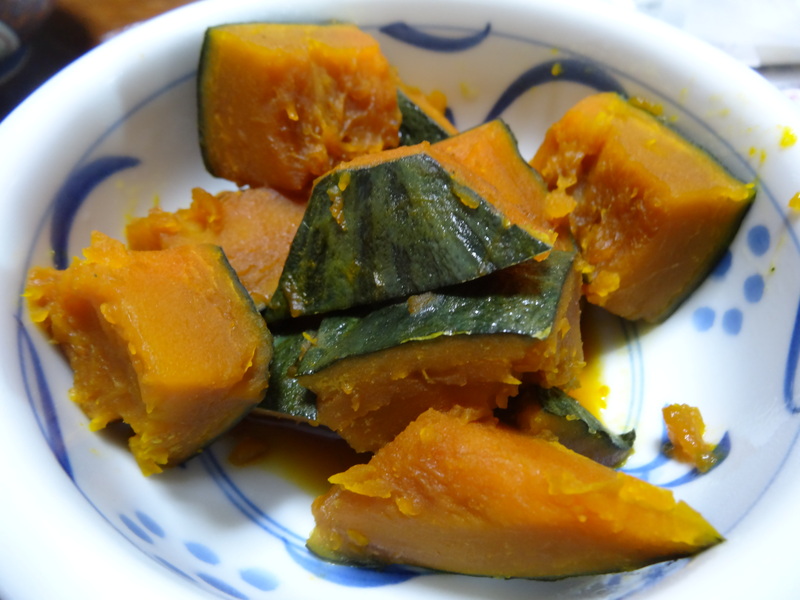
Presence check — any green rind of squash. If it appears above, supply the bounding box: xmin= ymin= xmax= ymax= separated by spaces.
xmin=263 ymin=151 xmax=551 ymax=323
xmin=256 ymin=331 xmax=318 ymax=423
xmin=296 ymin=250 xmax=575 ymax=376
xmin=397 ymin=89 xmax=453 ymax=145
xmin=511 ymin=385 xmax=636 ymax=468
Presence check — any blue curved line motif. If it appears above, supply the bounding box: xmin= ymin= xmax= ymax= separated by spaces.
xmin=485 ymin=58 xmax=626 ymax=122
xmin=17 ymin=317 xmax=73 ymax=478
xmin=379 ymin=22 xmax=491 ymax=52
xmin=50 ymin=155 xmax=141 ymax=270
xmin=622 ymin=428 xmax=730 ymax=487
xmin=784 ymin=296 xmax=800 ymax=413
xmin=200 ymin=450 xmax=418 ymax=587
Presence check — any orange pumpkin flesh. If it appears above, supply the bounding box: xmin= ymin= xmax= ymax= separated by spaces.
xmin=663 ymin=403 xmax=719 ymax=473
xmin=531 ymin=92 xmax=754 ymax=322
xmin=198 ymin=23 xmax=401 ymax=194
xmin=433 ymin=119 xmax=558 ymax=247
xmin=127 ymin=186 xmax=306 ymax=308
xmin=301 ymin=256 xmax=584 ymax=454
xmin=308 ymin=408 xmax=723 ymax=578
xmin=25 ymin=232 xmax=272 ymax=475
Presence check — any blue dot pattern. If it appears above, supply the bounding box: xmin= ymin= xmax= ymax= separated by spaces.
xmin=118 ymin=511 xmax=283 ymax=599
xmin=693 ymin=224 xmax=770 ymax=334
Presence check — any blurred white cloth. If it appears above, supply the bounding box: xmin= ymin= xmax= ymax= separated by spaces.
xmin=631 ymin=0 xmax=800 ymax=67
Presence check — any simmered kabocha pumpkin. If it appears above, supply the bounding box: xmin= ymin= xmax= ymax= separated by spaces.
xmin=531 ymin=92 xmax=755 ymax=322
xmin=434 ymin=119 xmax=559 ymax=247
xmin=397 ymin=83 xmax=458 ymax=145
xmin=25 ymin=232 xmax=272 ymax=475
xmin=126 ymin=186 xmax=306 ymax=308
xmin=296 ymin=250 xmax=583 ymax=453
xmin=307 ymin=407 xmax=723 ymax=578
xmin=264 ymin=142 xmax=553 ymax=322
xmin=198 ymin=23 xmax=401 ymax=194
xmin=504 ymin=384 xmax=635 ymax=468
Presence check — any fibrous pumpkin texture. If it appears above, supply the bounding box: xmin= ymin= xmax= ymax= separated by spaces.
xmin=531 ymin=92 xmax=754 ymax=322
xmin=308 ymin=408 xmax=723 ymax=578
xmin=25 ymin=232 xmax=273 ymax=475
xmin=198 ymin=23 xmax=401 ymax=193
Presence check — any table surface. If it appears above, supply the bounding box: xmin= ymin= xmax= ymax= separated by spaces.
xmin=0 ymin=0 xmax=195 ymax=121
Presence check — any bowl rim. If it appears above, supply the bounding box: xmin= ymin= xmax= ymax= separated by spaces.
xmin=2 ymin=1 xmax=800 ymax=599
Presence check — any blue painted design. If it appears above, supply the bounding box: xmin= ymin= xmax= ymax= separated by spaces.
xmin=201 ymin=450 xmax=418 ymax=587
xmin=661 ymin=432 xmax=731 ymax=488
xmin=711 ymin=249 xmax=732 ymax=278
xmin=120 ymin=513 xmax=154 ymax=544
xmin=692 ymin=307 xmax=715 ymax=332
xmin=621 ymin=451 xmax=669 ymax=482
xmin=784 ymin=297 xmax=800 ymax=414
xmin=743 ymin=274 xmax=765 ymax=303
xmin=16 ymin=318 xmax=72 ymax=478
xmin=186 ymin=541 xmax=220 ymax=565
xmin=485 ymin=58 xmax=626 ymax=122
xmin=379 ymin=22 xmax=490 ymax=52
xmin=722 ymin=308 xmax=743 ymax=335
xmin=240 ymin=567 xmax=279 ymax=591
xmin=153 ymin=556 xmax=195 ymax=581
xmin=284 ymin=541 xmax=420 ymax=586
xmin=196 ymin=572 xmax=249 ymax=600
xmin=623 ymin=428 xmax=729 ymax=487
xmin=136 ymin=511 xmax=165 ymax=538
xmin=50 ymin=155 xmax=140 ymax=269
xmin=747 ymin=225 xmax=771 ymax=257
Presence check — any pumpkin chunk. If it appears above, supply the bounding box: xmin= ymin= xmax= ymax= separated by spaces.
xmin=397 ymin=84 xmax=458 ymax=145
xmin=504 ymin=385 xmax=635 ymax=468
xmin=127 ymin=186 xmax=306 ymax=308
xmin=264 ymin=142 xmax=552 ymax=322
xmin=25 ymin=232 xmax=272 ymax=475
xmin=307 ymin=408 xmax=723 ymax=578
xmin=297 ymin=251 xmax=584 ymax=453
xmin=662 ymin=403 xmax=719 ymax=473
xmin=531 ymin=92 xmax=754 ymax=322
xmin=434 ymin=119 xmax=557 ymax=247
xmin=198 ymin=23 xmax=401 ymax=194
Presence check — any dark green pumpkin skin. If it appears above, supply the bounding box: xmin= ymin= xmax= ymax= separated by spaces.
xmin=296 ymin=250 xmax=576 ymax=377
xmin=257 ymin=332 xmax=318 ymax=423
xmin=264 ymin=151 xmax=551 ymax=323
xmin=505 ymin=385 xmax=636 ymax=468
xmin=397 ymin=89 xmax=454 ymax=146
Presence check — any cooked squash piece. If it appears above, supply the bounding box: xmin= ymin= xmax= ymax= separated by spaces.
xmin=505 ymin=385 xmax=635 ymax=468
xmin=531 ymin=92 xmax=754 ymax=322
xmin=297 ymin=251 xmax=584 ymax=453
xmin=397 ymin=84 xmax=458 ymax=145
xmin=25 ymin=232 xmax=272 ymax=475
xmin=307 ymin=408 xmax=723 ymax=578
xmin=198 ymin=23 xmax=401 ymax=193
xmin=433 ymin=119 xmax=558 ymax=247
xmin=662 ymin=403 xmax=719 ymax=473
xmin=264 ymin=143 xmax=552 ymax=322
xmin=127 ymin=186 xmax=305 ymax=308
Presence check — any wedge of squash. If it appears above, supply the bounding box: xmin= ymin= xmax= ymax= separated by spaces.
xmin=25 ymin=232 xmax=272 ymax=475
xmin=397 ymin=84 xmax=458 ymax=145
xmin=307 ymin=407 xmax=723 ymax=578
xmin=126 ymin=186 xmax=306 ymax=308
xmin=505 ymin=384 xmax=635 ymax=468
xmin=297 ymin=250 xmax=583 ymax=453
xmin=264 ymin=142 xmax=552 ymax=322
xmin=198 ymin=23 xmax=401 ymax=193
xmin=531 ymin=92 xmax=755 ymax=322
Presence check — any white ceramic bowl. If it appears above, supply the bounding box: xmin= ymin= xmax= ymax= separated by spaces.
xmin=3 ymin=0 xmax=800 ymax=598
